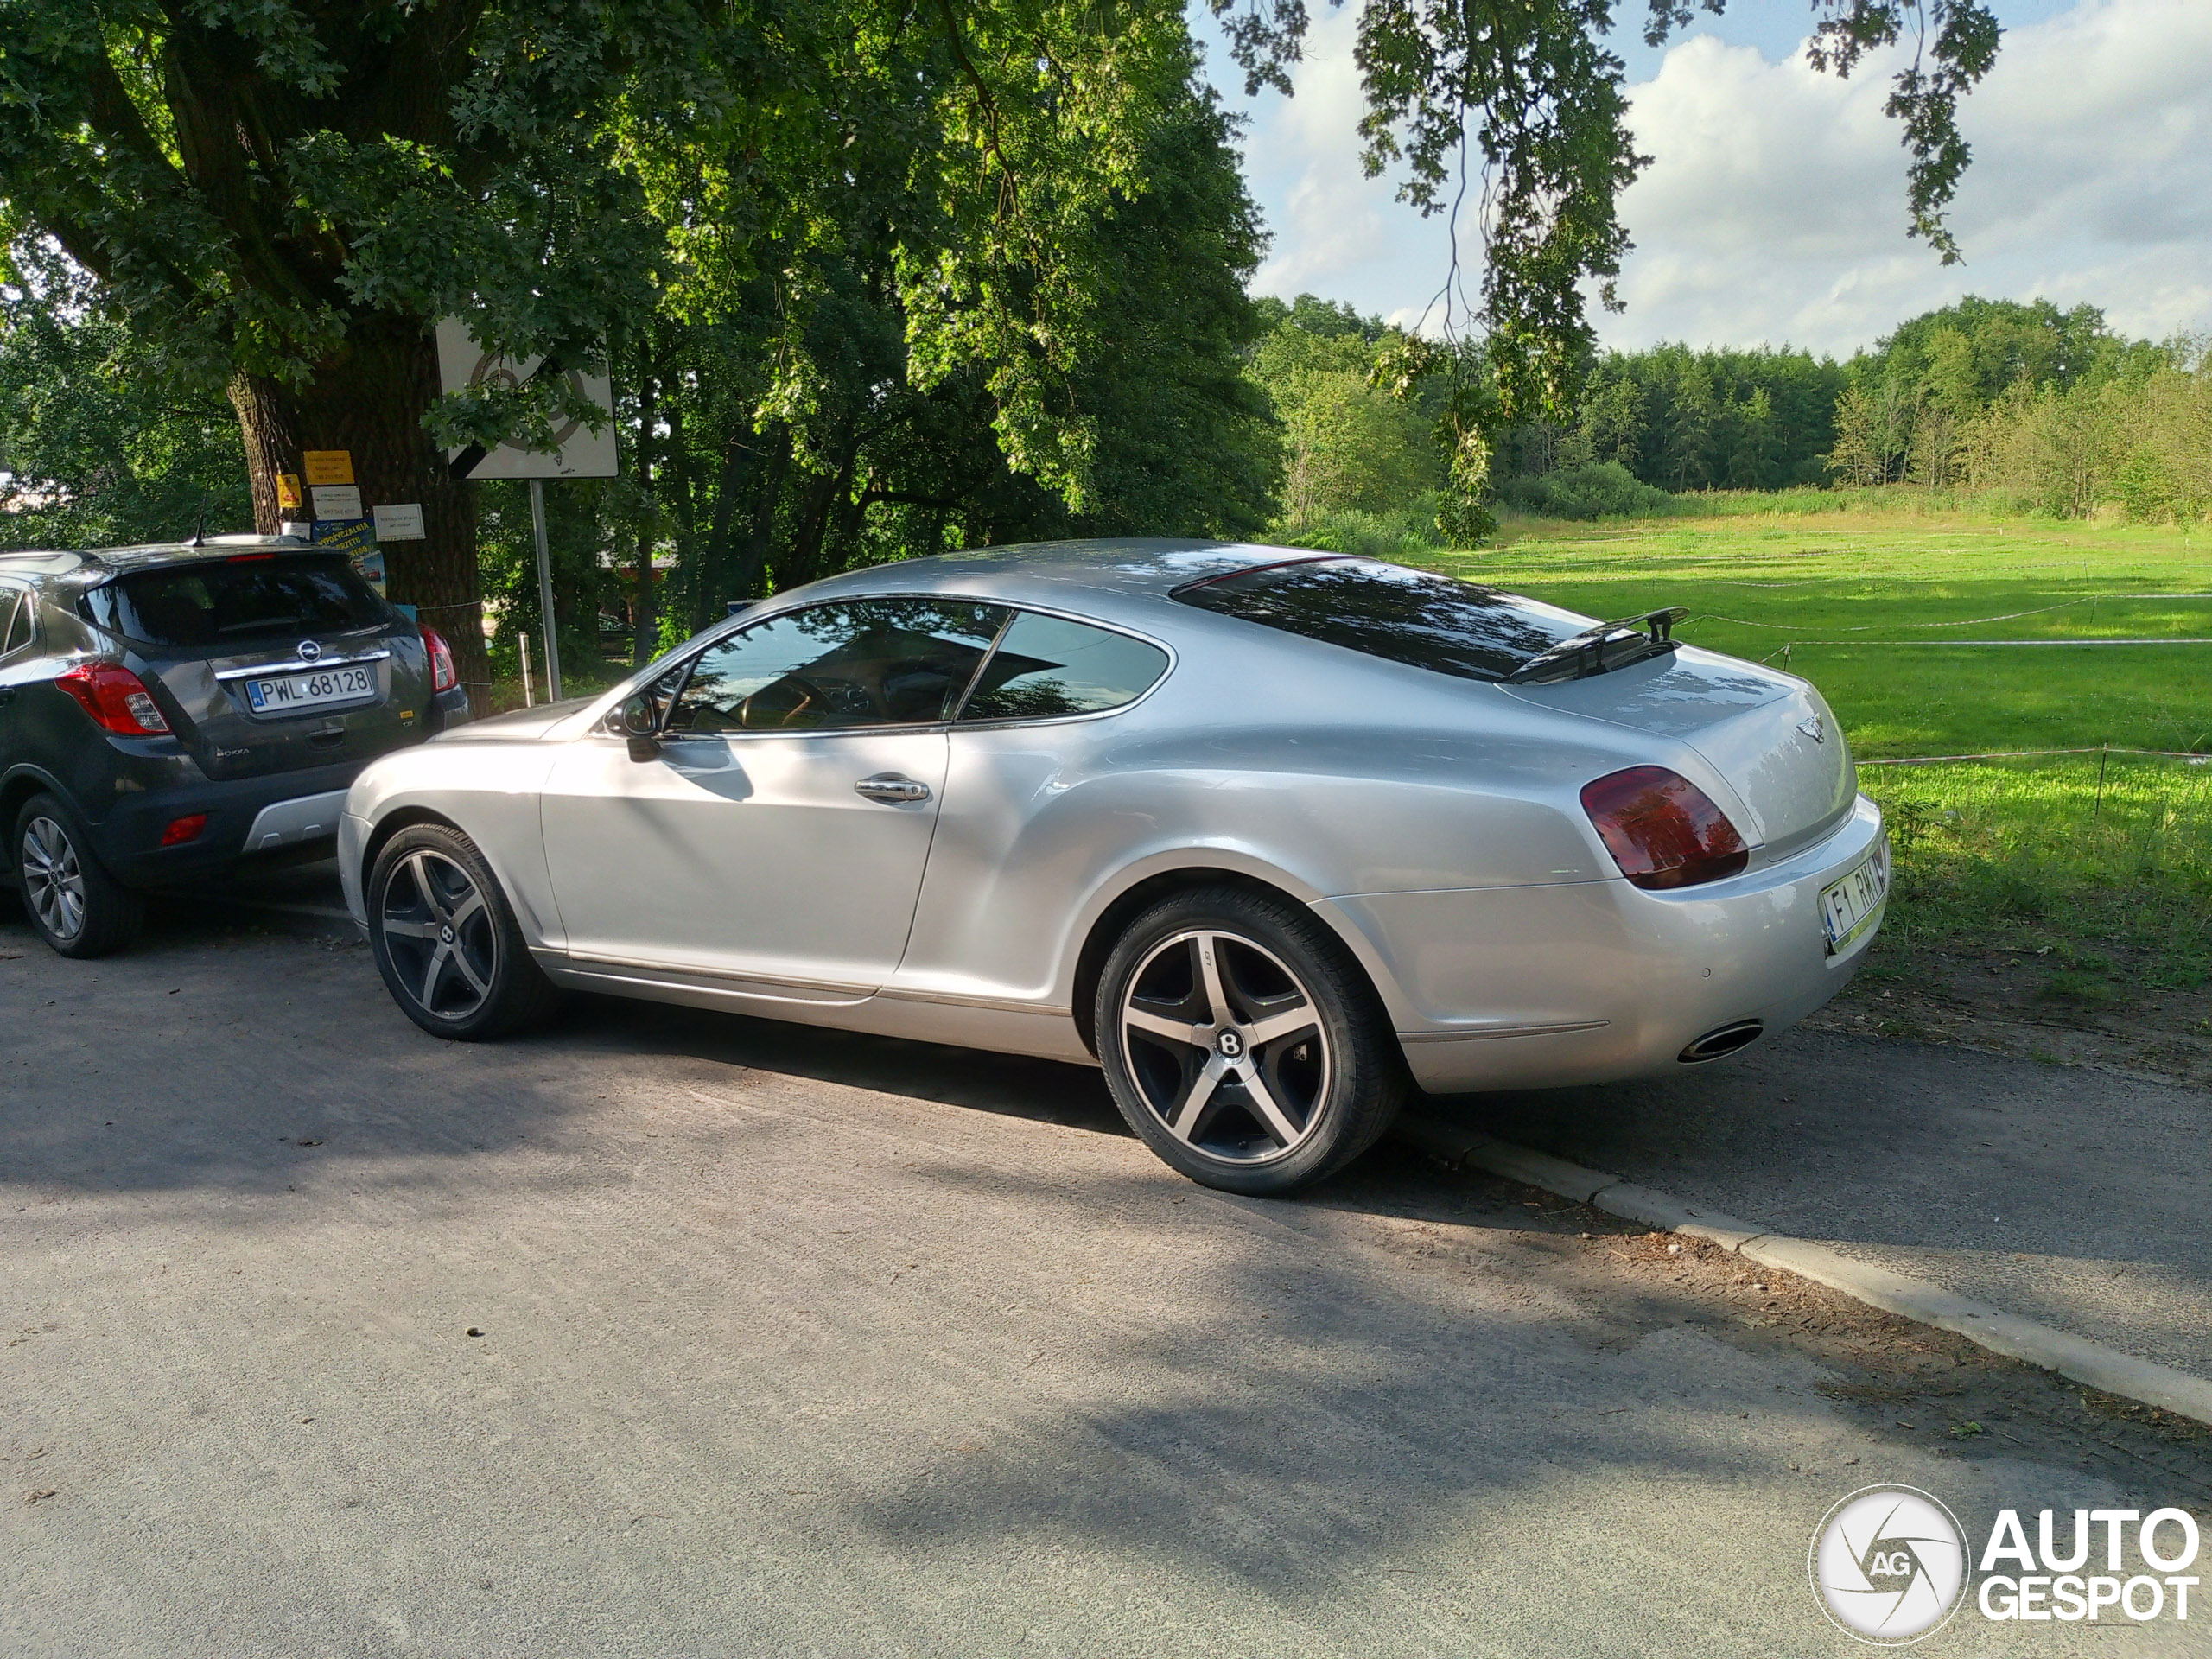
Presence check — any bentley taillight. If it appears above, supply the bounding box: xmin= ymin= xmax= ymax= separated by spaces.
xmin=1580 ymin=766 xmax=1749 ymax=890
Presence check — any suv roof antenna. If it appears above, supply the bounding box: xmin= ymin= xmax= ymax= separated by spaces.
xmin=186 ymin=501 xmax=207 ymax=547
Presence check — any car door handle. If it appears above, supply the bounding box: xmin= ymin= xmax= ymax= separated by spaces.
xmin=854 ymin=774 xmax=931 ymax=804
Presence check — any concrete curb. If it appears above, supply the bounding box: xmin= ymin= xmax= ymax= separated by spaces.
xmin=1395 ymin=1116 xmax=2212 ymax=1429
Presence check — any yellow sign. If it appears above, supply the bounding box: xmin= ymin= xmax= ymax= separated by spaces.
xmin=275 ymin=474 xmax=302 ymax=511
xmin=302 ymin=450 xmax=354 ymax=486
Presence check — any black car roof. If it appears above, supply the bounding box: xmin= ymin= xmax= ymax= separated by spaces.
xmin=0 ymin=536 xmax=317 ymax=582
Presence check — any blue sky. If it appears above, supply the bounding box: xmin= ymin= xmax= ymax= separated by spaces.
xmin=1192 ymin=0 xmax=2210 ymax=357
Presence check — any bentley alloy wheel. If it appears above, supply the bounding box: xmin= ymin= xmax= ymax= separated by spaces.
xmin=378 ymin=848 xmax=499 ymax=1023
xmin=367 ymin=823 xmax=558 ymax=1039
xmin=1117 ymin=929 xmax=1332 ymax=1165
xmin=1097 ymin=887 xmax=1404 ymax=1194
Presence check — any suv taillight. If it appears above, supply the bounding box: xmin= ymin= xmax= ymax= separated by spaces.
xmin=1580 ymin=766 xmax=1749 ymax=890
xmin=56 ymin=663 xmax=172 ymax=735
xmin=422 ymin=626 xmax=458 ymax=694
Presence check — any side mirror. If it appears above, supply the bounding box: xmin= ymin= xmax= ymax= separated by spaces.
xmin=626 ymin=734 xmax=661 ymax=763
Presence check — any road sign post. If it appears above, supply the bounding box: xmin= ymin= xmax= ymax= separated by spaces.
xmin=437 ymin=319 xmax=618 ymax=709
xmin=529 ymin=478 xmax=562 ymax=702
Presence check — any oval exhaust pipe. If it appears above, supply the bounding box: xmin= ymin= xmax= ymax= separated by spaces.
xmin=1679 ymin=1020 xmax=1763 ymax=1064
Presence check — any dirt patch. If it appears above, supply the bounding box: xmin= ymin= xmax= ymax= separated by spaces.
xmin=1807 ymin=943 xmax=2212 ymax=1090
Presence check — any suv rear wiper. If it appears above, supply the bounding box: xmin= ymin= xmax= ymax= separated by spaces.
xmin=1504 ymin=606 xmax=1689 ymax=685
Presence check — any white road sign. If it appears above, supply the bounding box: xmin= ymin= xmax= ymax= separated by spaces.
xmin=436 ymin=319 xmax=618 ymax=480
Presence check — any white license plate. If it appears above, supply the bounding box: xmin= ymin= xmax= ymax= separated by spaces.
xmin=1820 ymin=842 xmax=1890 ymax=955
xmin=245 ymin=664 xmax=378 ymax=713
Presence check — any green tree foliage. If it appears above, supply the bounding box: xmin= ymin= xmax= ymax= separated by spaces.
xmin=591 ymin=45 xmax=1281 ymax=661
xmin=1828 ymin=296 xmax=2179 ymax=488
xmin=0 ymin=252 xmax=247 ymax=547
xmin=1248 ymin=298 xmax=1440 ymax=524
xmin=1209 ymin=0 xmax=2004 ymax=533
xmin=0 ymin=0 xmax=1231 ymax=696
xmin=1496 ymin=344 xmax=1846 ymax=493
xmin=1961 ymin=346 xmax=2212 ymax=522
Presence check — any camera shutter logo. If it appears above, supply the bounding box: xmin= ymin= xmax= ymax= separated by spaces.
xmin=1810 ymin=1485 xmax=1969 ymax=1645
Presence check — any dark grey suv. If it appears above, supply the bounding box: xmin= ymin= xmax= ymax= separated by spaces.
xmin=0 ymin=537 xmax=472 ymax=957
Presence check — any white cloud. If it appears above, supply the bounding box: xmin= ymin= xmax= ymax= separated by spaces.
xmin=1212 ymin=0 xmax=2212 ymax=355
xmin=1236 ymin=4 xmax=1459 ymax=329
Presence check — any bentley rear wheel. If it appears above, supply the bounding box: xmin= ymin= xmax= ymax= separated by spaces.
xmin=1096 ymin=886 xmax=1403 ymax=1195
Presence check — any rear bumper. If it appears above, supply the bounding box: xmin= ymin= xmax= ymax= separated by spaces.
xmin=85 ymin=760 xmax=374 ymax=887
xmin=1322 ymin=794 xmax=1887 ymax=1095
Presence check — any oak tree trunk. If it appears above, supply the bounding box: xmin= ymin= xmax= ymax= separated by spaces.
xmin=228 ymin=319 xmax=491 ymax=715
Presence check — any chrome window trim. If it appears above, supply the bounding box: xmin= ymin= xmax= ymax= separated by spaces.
xmin=950 ymin=600 xmax=1178 ymax=731
xmin=651 ymin=595 xmax=1017 ymax=741
xmin=213 ymin=647 xmax=393 ymax=683
xmin=580 ymin=591 xmax=1179 ymax=736
xmin=0 ymin=584 xmax=29 ymax=658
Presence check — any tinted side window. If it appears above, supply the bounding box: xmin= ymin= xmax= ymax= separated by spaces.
xmin=1173 ymin=556 xmax=1588 ymax=683
xmin=0 ymin=590 xmax=23 ymax=656
xmin=82 ymin=556 xmax=388 ymax=648
xmin=960 ymin=612 xmax=1169 ymax=722
xmin=666 ymin=600 xmax=1008 ymax=734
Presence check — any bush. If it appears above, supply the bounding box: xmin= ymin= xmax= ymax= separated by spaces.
xmin=1494 ymin=461 xmax=1676 ymax=521
xmin=1264 ymin=501 xmax=1445 ymax=561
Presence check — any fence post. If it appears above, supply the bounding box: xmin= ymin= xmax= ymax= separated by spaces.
xmin=2094 ymin=741 xmax=2108 ymax=823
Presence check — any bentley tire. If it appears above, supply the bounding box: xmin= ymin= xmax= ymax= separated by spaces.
xmin=1096 ymin=886 xmax=1404 ymax=1195
xmin=368 ymin=823 xmax=559 ymax=1040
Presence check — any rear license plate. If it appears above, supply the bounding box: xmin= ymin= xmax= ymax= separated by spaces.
xmin=244 ymin=664 xmax=378 ymax=714
xmin=1820 ymin=842 xmax=1890 ymax=955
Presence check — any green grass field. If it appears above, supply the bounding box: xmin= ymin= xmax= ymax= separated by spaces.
xmin=1409 ymin=508 xmax=2212 ymax=993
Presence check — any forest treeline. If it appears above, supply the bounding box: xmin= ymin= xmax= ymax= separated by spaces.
xmin=4 ymin=267 xmax=2207 ymax=676
xmin=1252 ymin=292 xmax=2212 ymax=547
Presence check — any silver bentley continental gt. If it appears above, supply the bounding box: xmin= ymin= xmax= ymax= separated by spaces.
xmin=340 ymin=540 xmax=1888 ymax=1193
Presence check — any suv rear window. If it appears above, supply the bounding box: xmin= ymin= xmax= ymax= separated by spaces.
xmin=80 ymin=555 xmax=390 ymax=648
xmin=1173 ymin=556 xmax=1591 ymax=683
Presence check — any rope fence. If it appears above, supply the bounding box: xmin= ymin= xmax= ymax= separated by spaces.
xmin=1861 ymin=746 xmax=2212 ymax=766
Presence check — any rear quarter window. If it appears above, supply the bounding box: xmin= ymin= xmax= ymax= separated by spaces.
xmin=1173 ymin=556 xmax=1590 ymax=683
xmin=960 ymin=612 xmax=1169 ymax=721
xmin=80 ymin=556 xmax=390 ymax=648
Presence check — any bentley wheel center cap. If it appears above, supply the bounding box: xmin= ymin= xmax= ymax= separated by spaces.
xmin=1216 ymin=1028 xmax=1245 ymax=1059
xmin=440 ymin=925 xmax=455 ymax=944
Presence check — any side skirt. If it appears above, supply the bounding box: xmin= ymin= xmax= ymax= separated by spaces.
xmin=536 ymin=952 xmax=1096 ymax=1066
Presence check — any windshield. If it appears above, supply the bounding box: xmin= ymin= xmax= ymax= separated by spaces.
xmin=80 ymin=555 xmax=391 ymax=649
xmin=1173 ymin=557 xmax=1593 ymax=683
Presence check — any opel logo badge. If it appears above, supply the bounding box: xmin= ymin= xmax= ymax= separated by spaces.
xmin=298 ymin=639 xmax=323 ymax=664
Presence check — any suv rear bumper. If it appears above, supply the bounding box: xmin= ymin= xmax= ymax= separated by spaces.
xmin=86 ymin=759 xmax=378 ymax=886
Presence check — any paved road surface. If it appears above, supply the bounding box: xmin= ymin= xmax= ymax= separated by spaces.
xmin=3 ymin=900 xmax=2206 ymax=1656
xmin=1439 ymin=1032 xmax=2212 ymax=1382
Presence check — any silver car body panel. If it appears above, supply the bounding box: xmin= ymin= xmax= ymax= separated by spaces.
xmin=338 ymin=539 xmax=1885 ymax=1089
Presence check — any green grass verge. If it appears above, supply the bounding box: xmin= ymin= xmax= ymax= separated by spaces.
xmin=1405 ymin=505 xmax=2212 ymax=994
xmin=1860 ymin=754 xmax=2212 ymax=994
